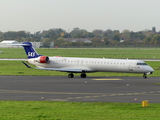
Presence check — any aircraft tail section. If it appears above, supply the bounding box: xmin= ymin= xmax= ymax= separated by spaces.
xmin=13 ymin=42 xmax=49 ymax=63
xmin=21 ymin=42 xmax=42 ymax=59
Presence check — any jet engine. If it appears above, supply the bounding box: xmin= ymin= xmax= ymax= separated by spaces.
xmin=34 ymin=56 xmax=49 ymax=63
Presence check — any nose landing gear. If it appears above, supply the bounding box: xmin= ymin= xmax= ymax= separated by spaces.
xmin=143 ymin=73 xmax=147 ymax=79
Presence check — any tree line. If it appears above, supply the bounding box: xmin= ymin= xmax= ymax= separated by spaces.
xmin=0 ymin=27 xmax=160 ymax=47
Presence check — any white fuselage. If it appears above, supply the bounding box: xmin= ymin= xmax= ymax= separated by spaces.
xmin=27 ymin=57 xmax=154 ymax=74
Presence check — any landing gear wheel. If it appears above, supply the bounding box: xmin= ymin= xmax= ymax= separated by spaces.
xmin=143 ymin=74 xmax=147 ymax=79
xmin=81 ymin=73 xmax=86 ymax=78
xmin=68 ymin=73 xmax=74 ymax=78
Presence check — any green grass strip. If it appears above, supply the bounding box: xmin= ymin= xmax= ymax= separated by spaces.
xmin=1 ymin=47 xmax=160 ymax=59
xmin=0 ymin=101 xmax=160 ymax=120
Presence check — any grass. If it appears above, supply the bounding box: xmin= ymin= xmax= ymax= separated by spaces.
xmin=0 ymin=101 xmax=160 ymax=120
xmin=154 ymin=83 xmax=160 ymax=85
xmin=1 ymin=47 xmax=160 ymax=59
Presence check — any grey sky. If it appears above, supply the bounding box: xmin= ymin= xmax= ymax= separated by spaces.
xmin=0 ymin=0 xmax=160 ymax=33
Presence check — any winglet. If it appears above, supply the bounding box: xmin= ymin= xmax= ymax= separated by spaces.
xmin=22 ymin=61 xmax=32 ymax=68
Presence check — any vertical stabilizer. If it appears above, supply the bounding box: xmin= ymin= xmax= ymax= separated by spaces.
xmin=21 ymin=42 xmax=41 ymax=59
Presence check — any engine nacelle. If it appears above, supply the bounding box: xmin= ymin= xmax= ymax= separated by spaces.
xmin=34 ymin=56 xmax=49 ymax=63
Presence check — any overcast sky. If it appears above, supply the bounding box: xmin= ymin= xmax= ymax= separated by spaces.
xmin=0 ymin=0 xmax=160 ymax=33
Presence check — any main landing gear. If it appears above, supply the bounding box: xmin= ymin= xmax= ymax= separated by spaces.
xmin=143 ymin=73 xmax=147 ymax=79
xmin=68 ymin=73 xmax=74 ymax=78
xmin=80 ymin=73 xmax=86 ymax=78
xmin=68 ymin=73 xmax=87 ymax=78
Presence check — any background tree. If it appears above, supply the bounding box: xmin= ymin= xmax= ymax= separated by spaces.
xmin=143 ymin=37 xmax=151 ymax=46
xmin=121 ymin=29 xmax=130 ymax=41
xmin=1 ymin=26 xmax=160 ymax=47
xmin=55 ymin=37 xmax=65 ymax=46
xmin=41 ymin=38 xmax=52 ymax=47
xmin=70 ymin=27 xmax=87 ymax=38
xmin=152 ymin=34 xmax=160 ymax=46
xmin=92 ymin=29 xmax=103 ymax=38
xmin=113 ymin=33 xmax=120 ymax=42
xmin=103 ymin=37 xmax=110 ymax=45
xmin=104 ymin=29 xmax=113 ymax=39
xmin=91 ymin=37 xmax=103 ymax=47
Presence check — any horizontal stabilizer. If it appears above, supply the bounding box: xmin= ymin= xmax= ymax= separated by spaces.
xmin=22 ymin=61 xmax=32 ymax=68
xmin=8 ymin=44 xmax=31 ymax=46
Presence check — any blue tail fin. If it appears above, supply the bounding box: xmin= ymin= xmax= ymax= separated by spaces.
xmin=21 ymin=42 xmax=42 ymax=59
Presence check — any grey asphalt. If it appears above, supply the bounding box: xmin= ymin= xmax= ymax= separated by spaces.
xmin=0 ymin=76 xmax=160 ymax=103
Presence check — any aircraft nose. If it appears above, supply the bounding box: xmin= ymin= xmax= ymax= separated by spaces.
xmin=149 ymin=67 xmax=154 ymax=73
xmin=146 ymin=66 xmax=154 ymax=75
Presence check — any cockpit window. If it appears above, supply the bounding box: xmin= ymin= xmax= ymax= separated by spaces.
xmin=137 ymin=63 xmax=148 ymax=65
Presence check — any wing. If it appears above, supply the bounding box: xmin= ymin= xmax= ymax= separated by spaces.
xmin=22 ymin=61 xmax=96 ymax=73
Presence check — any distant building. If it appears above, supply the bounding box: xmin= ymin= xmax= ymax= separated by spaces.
xmin=120 ymin=39 xmax=125 ymax=42
xmin=30 ymin=42 xmax=43 ymax=48
xmin=152 ymin=27 xmax=156 ymax=33
xmin=50 ymin=42 xmax=54 ymax=48
xmin=0 ymin=40 xmax=20 ymax=48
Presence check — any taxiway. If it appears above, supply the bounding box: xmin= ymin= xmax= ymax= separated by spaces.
xmin=0 ymin=76 xmax=160 ymax=103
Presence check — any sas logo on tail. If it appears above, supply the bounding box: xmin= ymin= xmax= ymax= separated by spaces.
xmin=28 ymin=52 xmax=36 ymax=57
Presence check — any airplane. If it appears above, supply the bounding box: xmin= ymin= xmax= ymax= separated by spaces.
xmin=15 ymin=42 xmax=154 ymax=79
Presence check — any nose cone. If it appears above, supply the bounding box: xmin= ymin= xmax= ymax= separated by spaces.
xmin=148 ymin=66 xmax=154 ymax=74
xmin=150 ymin=67 xmax=154 ymax=72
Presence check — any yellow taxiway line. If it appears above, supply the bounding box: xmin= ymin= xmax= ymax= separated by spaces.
xmin=92 ymin=78 xmax=122 ymax=80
